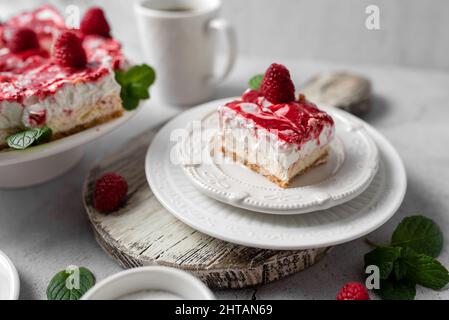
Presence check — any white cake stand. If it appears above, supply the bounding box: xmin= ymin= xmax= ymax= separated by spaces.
xmin=0 ymin=108 xmax=139 ymax=189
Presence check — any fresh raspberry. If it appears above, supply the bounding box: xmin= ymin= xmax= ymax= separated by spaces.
xmin=28 ymin=110 xmax=47 ymax=127
xmin=80 ymin=7 xmax=111 ymax=38
xmin=53 ymin=31 xmax=87 ymax=68
xmin=336 ymin=282 xmax=370 ymax=300
xmin=94 ymin=173 xmax=128 ymax=213
xmin=260 ymin=63 xmax=295 ymax=104
xmin=6 ymin=27 xmax=40 ymax=53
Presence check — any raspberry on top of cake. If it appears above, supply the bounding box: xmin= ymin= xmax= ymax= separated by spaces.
xmin=0 ymin=5 xmax=126 ymax=149
xmin=218 ymin=63 xmax=335 ymax=188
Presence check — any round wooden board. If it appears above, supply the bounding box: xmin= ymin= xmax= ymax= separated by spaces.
xmin=83 ymin=128 xmax=330 ymax=289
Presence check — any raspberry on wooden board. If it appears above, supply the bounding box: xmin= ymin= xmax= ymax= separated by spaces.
xmin=94 ymin=173 xmax=128 ymax=213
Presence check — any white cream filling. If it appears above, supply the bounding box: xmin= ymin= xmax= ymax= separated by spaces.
xmin=0 ymin=101 xmax=23 ymax=129
xmin=21 ymin=73 xmax=120 ymax=128
xmin=218 ymin=104 xmax=334 ymax=181
xmin=0 ymin=72 xmax=120 ymax=145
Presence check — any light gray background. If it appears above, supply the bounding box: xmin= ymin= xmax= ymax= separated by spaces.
xmin=1 ymin=0 xmax=448 ymax=69
xmin=0 ymin=1 xmax=449 ymax=300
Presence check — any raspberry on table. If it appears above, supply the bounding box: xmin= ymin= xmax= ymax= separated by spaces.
xmin=336 ymin=282 xmax=370 ymax=300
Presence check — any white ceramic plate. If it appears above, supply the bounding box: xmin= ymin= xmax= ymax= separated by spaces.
xmin=177 ymin=101 xmax=378 ymax=214
xmin=0 ymin=106 xmax=140 ymax=188
xmin=0 ymin=108 xmax=139 ymax=166
xmin=146 ymin=98 xmax=407 ymax=250
xmin=0 ymin=250 xmax=20 ymax=300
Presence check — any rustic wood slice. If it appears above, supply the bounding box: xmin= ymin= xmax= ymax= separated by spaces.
xmin=302 ymin=72 xmax=372 ymax=116
xmin=83 ymin=128 xmax=330 ymax=289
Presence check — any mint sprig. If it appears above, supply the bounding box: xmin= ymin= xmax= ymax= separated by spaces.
xmin=364 ymin=246 xmax=402 ymax=279
xmin=378 ymin=278 xmax=416 ymax=300
xmin=401 ymin=247 xmax=449 ymax=290
xmin=364 ymin=215 xmax=449 ymax=300
xmin=248 ymin=74 xmax=263 ymax=90
xmin=391 ymin=215 xmax=443 ymax=258
xmin=6 ymin=126 xmax=52 ymax=150
xmin=46 ymin=266 xmax=95 ymax=300
xmin=115 ymin=64 xmax=156 ymax=110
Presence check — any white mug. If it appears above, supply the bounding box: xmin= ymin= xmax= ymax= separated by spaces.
xmin=134 ymin=0 xmax=236 ymax=106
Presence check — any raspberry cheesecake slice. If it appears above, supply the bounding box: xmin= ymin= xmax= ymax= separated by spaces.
xmin=0 ymin=6 xmax=126 ymax=149
xmin=218 ymin=63 xmax=335 ymax=188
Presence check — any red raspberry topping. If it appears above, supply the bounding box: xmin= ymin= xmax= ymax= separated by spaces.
xmin=6 ymin=27 xmax=40 ymax=53
xmin=94 ymin=173 xmax=128 ymax=213
xmin=80 ymin=7 xmax=111 ymax=38
xmin=260 ymin=63 xmax=296 ymax=104
xmin=242 ymin=89 xmax=261 ymax=103
xmin=336 ymin=282 xmax=370 ymax=300
xmin=53 ymin=31 xmax=87 ymax=68
xmin=28 ymin=110 xmax=47 ymax=127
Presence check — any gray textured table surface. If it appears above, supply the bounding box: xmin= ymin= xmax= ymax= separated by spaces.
xmin=1 ymin=56 xmax=448 ymax=300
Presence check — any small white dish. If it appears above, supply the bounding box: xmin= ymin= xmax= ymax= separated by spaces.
xmin=146 ymin=98 xmax=407 ymax=250
xmin=0 ymin=106 xmax=140 ymax=189
xmin=82 ymin=266 xmax=214 ymax=300
xmin=0 ymin=250 xmax=20 ymax=300
xmin=178 ymin=103 xmax=379 ymax=214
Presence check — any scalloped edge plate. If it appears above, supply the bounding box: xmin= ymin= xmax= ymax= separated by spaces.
xmin=145 ymin=98 xmax=407 ymax=249
xmin=177 ymin=101 xmax=379 ymax=214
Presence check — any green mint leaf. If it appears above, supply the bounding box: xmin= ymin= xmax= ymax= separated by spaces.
xmin=114 ymin=70 xmax=127 ymax=86
xmin=6 ymin=131 xmax=36 ymax=150
xmin=401 ymin=247 xmax=449 ymax=290
xmin=128 ymin=83 xmax=150 ymax=100
xmin=33 ymin=126 xmax=52 ymax=145
xmin=115 ymin=64 xmax=156 ymax=111
xmin=122 ymin=95 xmax=140 ymax=111
xmin=364 ymin=247 xmax=402 ymax=280
xmin=46 ymin=266 xmax=95 ymax=300
xmin=393 ymin=260 xmax=408 ymax=280
xmin=248 ymin=74 xmax=263 ymax=90
xmin=6 ymin=126 xmax=53 ymax=150
xmin=123 ymin=64 xmax=156 ymax=87
xmin=377 ymin=278 xmax=416 ymax=300
xmin=391 ymin=215 xmax=443 ymax=258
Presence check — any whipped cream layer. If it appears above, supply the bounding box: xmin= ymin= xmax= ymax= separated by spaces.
xmin=218 ymin=90 xmax=335 ymax=182
xmin=21 ymin=73 xmax=120 ymax=128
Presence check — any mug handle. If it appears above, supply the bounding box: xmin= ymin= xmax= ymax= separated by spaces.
xmin=207 ymin=18 xmax=237 ymax=85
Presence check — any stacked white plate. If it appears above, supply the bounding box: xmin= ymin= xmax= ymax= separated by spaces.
xmin=0 ymin=250 xmax=19 ymax=300
xmin=146 ymin=98 xmax=406 ymax=250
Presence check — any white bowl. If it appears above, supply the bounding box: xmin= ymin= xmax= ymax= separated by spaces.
xmin=0 ymin=250 xmax=20 ymax=300
xmin=0 ymin=107 xmax=139 ymax=189
xmin=82 ymin=266 xmax=215 ymax=300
